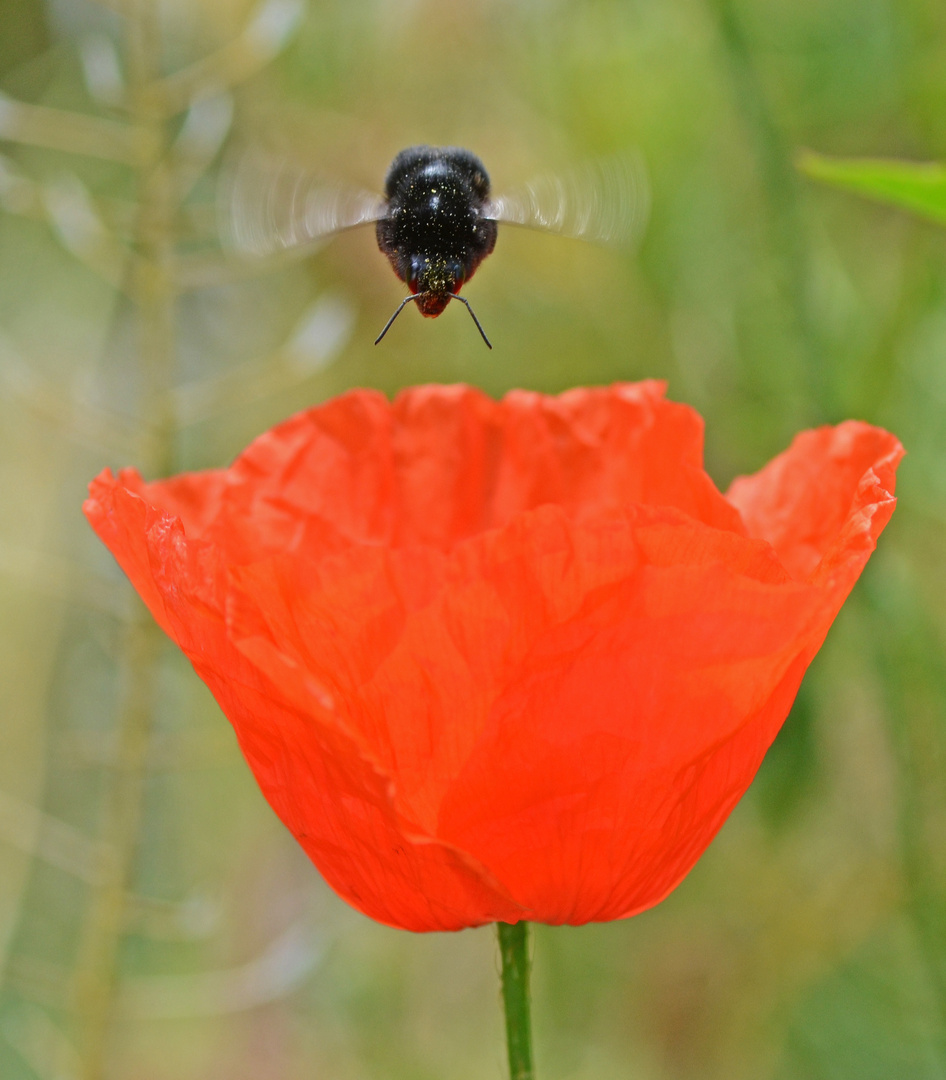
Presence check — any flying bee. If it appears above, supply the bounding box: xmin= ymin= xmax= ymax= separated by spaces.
xmin=223 ymin=144 xmax=649 ymax=348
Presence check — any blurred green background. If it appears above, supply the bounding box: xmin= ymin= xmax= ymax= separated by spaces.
xmin=2 ymin=0 xmax=946 ymax=1077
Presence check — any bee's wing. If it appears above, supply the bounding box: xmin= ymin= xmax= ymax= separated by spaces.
xmin=221 ymin=150 xmax=386 ymax=257
xmin=485 ymin=152 xmax=649 ymax=245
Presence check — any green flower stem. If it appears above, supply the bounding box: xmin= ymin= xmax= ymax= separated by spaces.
xmin=497 ymin=922 xmax=535 ymax=1080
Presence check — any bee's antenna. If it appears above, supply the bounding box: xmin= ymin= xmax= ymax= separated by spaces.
xmin=374 ymin=292 xmax=492 ymax=349
xmin=451 ymin=294 xmax=492 ymax=349
xmin=374 ymin=295 xmax=418 ymax=344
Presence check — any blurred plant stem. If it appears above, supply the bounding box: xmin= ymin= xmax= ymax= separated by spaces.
xmin=125 ymin=0 xmax=177 ymax=477
xmin=868 ymin=590 xmax=946 ymax=1058
xmin=72 ymin=5 xmax=178 ymax=1077
xmin=497 ymin=922 xmax=535 ymax=1080
xmin=706 ymin=0 xmax=835 ymax=424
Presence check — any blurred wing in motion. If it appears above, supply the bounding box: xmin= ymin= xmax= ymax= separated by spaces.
xmin=486 ymin=152 xmax=650 ymax=245
xmin=221 ymin=151 xmax=386 ymax=257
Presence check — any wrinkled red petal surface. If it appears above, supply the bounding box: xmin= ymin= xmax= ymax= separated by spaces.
xmin=85 ymin=383 xmax=903 ymax=931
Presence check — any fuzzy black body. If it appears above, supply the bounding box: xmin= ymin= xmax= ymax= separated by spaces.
xmin=376 ymin=146 xmax=498 ymax=317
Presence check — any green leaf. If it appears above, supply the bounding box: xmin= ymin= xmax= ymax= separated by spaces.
xmin=799 ymin=150 xmax=946 ymax=226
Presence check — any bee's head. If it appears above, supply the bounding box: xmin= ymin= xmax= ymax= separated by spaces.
xmin=375 ymin=251 xmax=491 ymax=348
xmin=408 ymin=255 xmax=464 ymax=317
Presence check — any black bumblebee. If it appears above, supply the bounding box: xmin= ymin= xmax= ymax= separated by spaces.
xmin=225 ymin=144 xmax=648 ymax=348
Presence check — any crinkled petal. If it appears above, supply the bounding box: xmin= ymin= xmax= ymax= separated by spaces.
xmin=86 ymin=471 xmax=523 ymax=931
xmin=726 ymin=422 xmax=902 ymax=585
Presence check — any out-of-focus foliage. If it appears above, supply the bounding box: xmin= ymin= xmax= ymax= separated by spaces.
xmin=1 ymin=0 xmax=946 ymax=1078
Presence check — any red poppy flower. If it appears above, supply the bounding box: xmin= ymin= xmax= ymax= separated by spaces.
xmin=85 ymin=383 xmax=902 ymax=932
